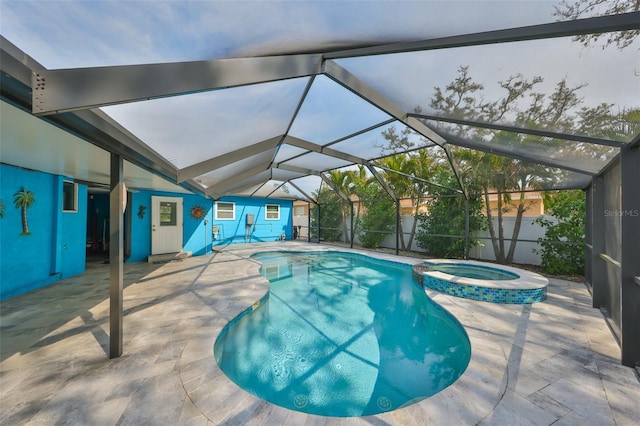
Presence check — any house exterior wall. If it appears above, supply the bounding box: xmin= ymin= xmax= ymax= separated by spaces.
xmin=1 ymin=164 xmax=87 ymax=300
xmin=212 ymin=196 xmax=293 ymax=246
xmin=128 ymin=190 xmax=214 ymax=262
xmin=0 ymin=166 xmax=294 ymax=299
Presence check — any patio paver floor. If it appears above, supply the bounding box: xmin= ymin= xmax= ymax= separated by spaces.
xmin=1 ymin=242 xmax=638 ymax=425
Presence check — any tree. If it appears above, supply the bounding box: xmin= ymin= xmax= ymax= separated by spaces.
xmin=356 ymin=182 xmax=395 ymax=249
xmin=428 ymin=66 xmax=592 ymax=264
xmin=402 ymin=149 xmax=438 ymax=250
xmin=310 ymin=186 xmax=343 ymax=242
xmin=13 ymin=188 xmax=36 ymax=235
xmin=375 ymin=124 xmax=440 ymax=251
xmin=554 ymin=0 xmax=639 ymax=50
xmin=416 ymin=166 xmax=485 ymax=258
xmin=377 ymin=153 xmax=412 ymax=250
xmin=534 ymin=190 xmax=585 ymax=274
xmin=325 ymin=169 xmax=354 ymax=243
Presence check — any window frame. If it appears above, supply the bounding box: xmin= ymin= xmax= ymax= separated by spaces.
xmin=215 ymin=201 xmax=235 ymax=220
xmin=62 ymin=181 xmax=78 ymax=213
xmin=265 ymin=204 xmax=280 ymax=220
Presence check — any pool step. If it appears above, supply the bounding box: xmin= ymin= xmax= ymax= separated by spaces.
xmin=147 ymin=251 xmax=192 ymax=264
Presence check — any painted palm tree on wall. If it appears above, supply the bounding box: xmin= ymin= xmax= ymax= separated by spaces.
xmin=13 ymin=188 xmax=35 ymax=235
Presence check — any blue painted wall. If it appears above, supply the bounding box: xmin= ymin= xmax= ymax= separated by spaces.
xmin=0 ymin=164 xmax=294 ymax=299
xmin=128 ymin=191 xmax=214 ymax=262
xmin=0 ymin=164 xmax=87 ymax=300
xmin=212 ymin=196 xmax=293 ymax=246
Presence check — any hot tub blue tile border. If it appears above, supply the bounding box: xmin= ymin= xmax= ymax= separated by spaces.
xmin=416 ymin=271 xmax=546 ymax=304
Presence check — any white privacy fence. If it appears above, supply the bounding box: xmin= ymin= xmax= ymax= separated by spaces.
xmin=300 ymin=213 xmax=559 ymax=266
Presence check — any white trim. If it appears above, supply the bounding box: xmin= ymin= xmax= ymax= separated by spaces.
xmin=265 ymin=204 xmax=280 ymax=220
xmin=62 ymin=180 xmax=78 ymax=212
xmin=216 ymin=201 xmax=235 ymax=220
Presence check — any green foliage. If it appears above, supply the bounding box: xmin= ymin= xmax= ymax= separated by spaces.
xmin=534 ymin=190 xmax=585 ymax=275
xmin=310 ymin=187 xmax=343 ymax=242
xmin=554 ymin=0 xmax=639 ymax=50
xmin=356 ymin=183 xmax=395 ymax=249
xmin=416 ymin=168 xmax=485 ymax=258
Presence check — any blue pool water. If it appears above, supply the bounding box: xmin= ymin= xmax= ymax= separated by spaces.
xmin=425 ymin=262 xmax=520 ymax=280
xmin=214 ymin=251 xmax=471 ymax=417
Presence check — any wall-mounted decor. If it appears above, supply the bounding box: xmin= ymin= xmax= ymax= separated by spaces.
xmin=137 ymin=205 xmax=146 ymax=219
xmin=190 ymin=205 xmax=206 ymax=220
xmin=0 ymin=199 xmax=5 ymax=218
xmin=13 ymin=187 xmax=36 ymax=235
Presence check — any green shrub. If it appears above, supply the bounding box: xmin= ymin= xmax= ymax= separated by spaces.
xmin=534 ymin=190 xmax=585 ymax=275
xmin=356 ymin=185 xmax=395 ymax=249
xmin=310 ymin=188 xmax=343 ymax=242
xmin=415 ymin=168 xmax=484 ymax=258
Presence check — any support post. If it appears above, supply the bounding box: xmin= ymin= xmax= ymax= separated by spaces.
xmin=109 ymin=153 xmax=124 ymax=359
xmin=620 ymin=144 xmax=640 ymax=367
xmin=590 ymin=176 xmax=606 ymax=308
xmin=395 ymin=200 xmax=400 ymax=256
xmin=350 ymin=201 xmax=354 ymax=249
xmin=316 ymin=203 xmax=321 ymax=244
xmin=307 ymin=202 xmax=311 ymax=243
xmin=465 ymin=197 xmax=470 ymax=260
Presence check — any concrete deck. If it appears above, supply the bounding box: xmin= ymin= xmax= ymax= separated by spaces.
xmin=1 ymin=242 xmax=638 ymax=425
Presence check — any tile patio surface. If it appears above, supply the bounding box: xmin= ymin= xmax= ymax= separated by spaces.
xmin=1 ymin=242 xmax=639 ymax=425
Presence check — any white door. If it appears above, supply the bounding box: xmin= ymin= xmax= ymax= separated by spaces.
xmin=151 ymin=196 xmax=183 ymax=254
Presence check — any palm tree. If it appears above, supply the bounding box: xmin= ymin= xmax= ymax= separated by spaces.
xmin=14 ymin=188 xmax=36 ymax=235
xmin=378 ymin=154 xmax=412 ymax=250
xmin=326 ymin=169 xmax=354 ymax=243
xmin=404 ymin=149 xmax=435 ymax=250
xmin=346 ymin=165 xmax=374 ymax=239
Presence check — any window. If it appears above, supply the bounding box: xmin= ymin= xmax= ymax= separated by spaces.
xmin=265 ymin=204 xmax=280 ymax=220
xmin=215 ymin=202 xmax=235 ymax=220
xmin=62 ymin=181 xmax=77 ymax=212
xmin=159 ymin=202 xmax=177 ymax=226
xmin=294 ymin=206 xmax=305 ymax=216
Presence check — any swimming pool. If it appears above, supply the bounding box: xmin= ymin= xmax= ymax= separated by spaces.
xmin=214 ymin=251 xmax=471 ymax=417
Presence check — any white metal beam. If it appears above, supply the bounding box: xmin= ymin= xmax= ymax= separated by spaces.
xmin=220 ymin=172 xmax=275 ymax=199
xmin=205 ymin=164 xmax=270 ymax=197
xmin=284 ymin=135 xmax=367 ymax=165
xmin=366 ymin=164 xmax=397 ymax=202
xmin=444 ymin=131 xmax=595 ymax=175
xmin=320 ymin=173 xmax=351 ymax=202
xmin=33 ymin=54 xmax=323 ymax=115
xmin=276 ymin=163 xmax=322 ymax=176
xmin=324 ymin=13 xmax=640 ymax=59
xmin=287 ymin=180 xmax=317 ymax=203
xmin=410 ymin=113 xmax=626 ymax=148
xmin=322 ymin=60 xmax=447 ymax=147
xmin=177 ymin=136 xmax=282 ymax=183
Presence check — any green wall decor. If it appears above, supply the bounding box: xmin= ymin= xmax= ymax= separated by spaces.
xmin=13 ymin=188 xmax=36 ymax=235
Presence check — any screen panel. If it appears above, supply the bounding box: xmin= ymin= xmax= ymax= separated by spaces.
xmin=102 ymin=77 xmax=309 ymax=168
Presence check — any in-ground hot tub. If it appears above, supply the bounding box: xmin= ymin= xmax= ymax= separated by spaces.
xmin=413 ymin=259 xmax=548 ymax=304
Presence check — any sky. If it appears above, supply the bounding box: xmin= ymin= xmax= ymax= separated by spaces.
xmin=1 ymin=0 xmax=638 ymax=191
